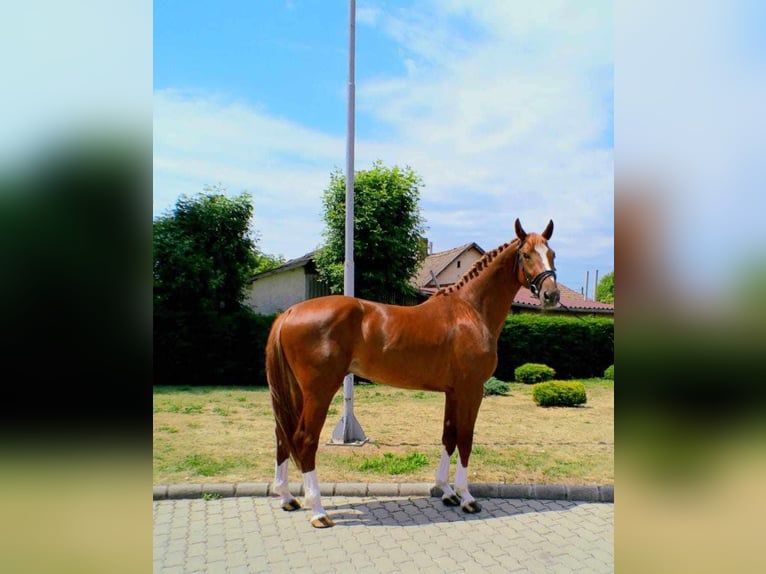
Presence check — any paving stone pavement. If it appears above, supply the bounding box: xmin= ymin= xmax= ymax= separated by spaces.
xmin=153 ymin=493 xmax=613 ymax=573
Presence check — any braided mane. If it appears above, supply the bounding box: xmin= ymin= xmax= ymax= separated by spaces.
xmin=433 ymin=238 xmax=520 ymax=297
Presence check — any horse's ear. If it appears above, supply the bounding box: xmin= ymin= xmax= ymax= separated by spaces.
xmin=515 ymin=219 xmax=527 ymax=241
xmin=542 ymin=220 xmax=554 ymax=240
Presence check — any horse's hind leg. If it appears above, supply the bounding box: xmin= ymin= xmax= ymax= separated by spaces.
xmin=294 ymin=385 xmax=339 ymax=528
xmin=274 ymin=427 xmax=300 ymax=511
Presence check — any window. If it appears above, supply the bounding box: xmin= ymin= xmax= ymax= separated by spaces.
xmin=457 ymin=260 xmax=461 ymax=268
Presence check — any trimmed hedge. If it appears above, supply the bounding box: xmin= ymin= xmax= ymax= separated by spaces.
xmin=154 ymin=307 xmax=613 ymax=386
xmin=532 ymin=381 xmax=587 ymax=407
xmin=154 ymin=307 xmax=277 ymax=385
xmin=497 ymin=314 xmax=614 ymax=380
xmin=604 ymin=364 xmax=614 ymax=380
xmin=514 ymin=363 xmax=556 ymax=384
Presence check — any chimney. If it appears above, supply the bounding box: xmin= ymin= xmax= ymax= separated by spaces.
xmin=584 ymin=270 xmax=590 ymax=300
xmin=594 ymin=270 xmax=599 ymax=299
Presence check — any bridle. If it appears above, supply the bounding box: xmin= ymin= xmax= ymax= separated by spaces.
xmin=514 ymin=237 xmax=613 ymax=347
xmin=516 ymin=240 xmax=557 ymax=299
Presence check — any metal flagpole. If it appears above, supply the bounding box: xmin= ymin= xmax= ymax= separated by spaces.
xmin=330 ymin=0 xmax=367 ymax=445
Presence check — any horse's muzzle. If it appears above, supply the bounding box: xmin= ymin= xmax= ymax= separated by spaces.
xmin=529 ymin=270 xmax=559 ymax=309
xmin=542 ymin=286 xmax=560 ymax=308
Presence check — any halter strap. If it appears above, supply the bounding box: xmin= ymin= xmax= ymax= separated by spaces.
xmin=527 ymin=269 xmax=557 ymax=298
xmin=516 ymin=240 xmax=557 ymax=299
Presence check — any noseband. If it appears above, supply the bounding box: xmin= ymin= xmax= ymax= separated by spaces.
xmin=516 ymin=242 xmax=557 ymax=299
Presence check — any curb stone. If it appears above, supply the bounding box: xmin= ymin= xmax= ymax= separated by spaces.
xmin=533 ymin=484 xmax=567 ymax=500
xmin=233 ymin=482 xmax=268 ymax=497
xmin=167 ymin=483 xmax=201 ymax=499
xmin=153 ymin=482 xmax=613 ymax=503
xmin=499 ymin=484 xmax=533 ymax=498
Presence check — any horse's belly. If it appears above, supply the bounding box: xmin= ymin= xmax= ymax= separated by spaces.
xmin=349 ymin=350 xmax=456 ymax=393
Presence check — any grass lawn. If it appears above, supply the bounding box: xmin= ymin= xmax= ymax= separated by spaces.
xmin=153 ymin=379 xmax=613 ymax=486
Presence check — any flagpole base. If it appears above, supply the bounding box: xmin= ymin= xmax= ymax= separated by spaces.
xmin=328 ymin=412 xmax=369 ymax=446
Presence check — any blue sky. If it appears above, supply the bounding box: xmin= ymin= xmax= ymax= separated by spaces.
xmin=154 ymin=0 xmax=614 ymax=294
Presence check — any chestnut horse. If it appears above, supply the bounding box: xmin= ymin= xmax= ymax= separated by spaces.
xmin=266 ymin=219 xmax=560 ymax=527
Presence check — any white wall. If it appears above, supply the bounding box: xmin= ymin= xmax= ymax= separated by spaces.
xmin=245 ymin=268 xmax=306 ymax=314
xmin=437 ymin=247 xmax=483 ymax=285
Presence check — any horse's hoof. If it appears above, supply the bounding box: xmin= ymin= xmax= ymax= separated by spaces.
xmin=442 ymin=494 xmax=461 ymax=507
xmin=462 ymin=500 xmax=482 ymax=514
xmin=281 ymin=499 xmax=302 ymax=511
xmin=310 ymin=514 xmax=335 ymax=528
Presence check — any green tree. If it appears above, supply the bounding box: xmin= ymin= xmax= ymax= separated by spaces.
xmin=153 ymin=187 xmax=276 ymax=384
xmin=253 ymin=251 xmax=285 ymax=276
xmin=315 ymin=161 xmax=427 ymax=302
xmin=596 ymin=271 xmax=614 ymax=303
xmin=153 ymin=187 xmax=263 ymax=313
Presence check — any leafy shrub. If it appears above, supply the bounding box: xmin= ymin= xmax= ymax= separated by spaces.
xmin=483 ymin=377 xmax=510 ymax=397
xmin=604 ymin=364 xmax=614 ymax=380
xmin=532 ymin=381 xmax=587 ymax=407
xmin=515 ymin=363 xmax=556 ymax=384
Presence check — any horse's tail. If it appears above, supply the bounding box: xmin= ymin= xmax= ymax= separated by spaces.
xmin=266 ymin=310 xmax=302 ymax=466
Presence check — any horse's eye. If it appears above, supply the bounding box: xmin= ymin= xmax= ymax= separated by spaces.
xmin=523 ymin=253 xmax=530 ymax=260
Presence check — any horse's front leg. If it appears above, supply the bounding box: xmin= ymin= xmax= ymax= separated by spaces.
xmin=437 ymin=392 xmax=461 ymax=506
xmin=454 ymin=447 xmax=482 ymax=513
xmin=436 ymin=447 xmax=461 ymax=506
xmin=453 ymin=394 xmax=483 ymax=514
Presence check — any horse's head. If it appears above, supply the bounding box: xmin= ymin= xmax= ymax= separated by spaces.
xmin=514 ymin=219 xmax=560 ymax=309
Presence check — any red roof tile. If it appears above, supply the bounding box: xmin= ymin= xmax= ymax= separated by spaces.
xmin=512 ymin=283 xmax=614 ymax=313
xmin=420 ymin=283 xmax=613 ymax=313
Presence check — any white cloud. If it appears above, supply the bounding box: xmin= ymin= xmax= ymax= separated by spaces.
xmin=153 ymin=1 xmax=613 ymax=287
xmin=153 ymin=90 xmax=345 ymax=258
xmin=353 ymin=1 xmax=613 ymax=273
xmin=356 ymin=5 xmax=381 ymax=26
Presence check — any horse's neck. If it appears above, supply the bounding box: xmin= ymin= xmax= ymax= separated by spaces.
xmin=459 ymin=246 xmax=521 ymax=338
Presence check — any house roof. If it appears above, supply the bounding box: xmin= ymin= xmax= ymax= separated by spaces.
xmin=419 ymin=282 xmax=614 ymax=313
xmin=411 ymin=242 xmax=485 ymax=289
xmin=248 ymin=251 xmax=315 ymax=282
xmin=414 ymin=242 xmax=613 ymax=314
xmin=512 ymin=283 xmax=614 ymax=313
xmin=248 ymin=243 xmax=614 ymax=314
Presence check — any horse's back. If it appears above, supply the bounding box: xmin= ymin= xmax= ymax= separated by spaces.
xmin=280 ymin=294 xmax=367 ymax=333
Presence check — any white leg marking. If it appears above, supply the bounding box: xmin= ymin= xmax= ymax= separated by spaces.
xmin=435 ymin=448 xmax=456 ymax=498
xmin=303 ymin=470 xmax=327 ymax=519
xmin=454 ymin=459 xmax=476 ymax=506
xmin=274 ymin=460 xmax=295 ymax=505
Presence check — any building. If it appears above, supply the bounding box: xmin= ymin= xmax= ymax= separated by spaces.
xmin=243 ymin=252 xmax=329 ymax=315
xmin=245 ymin=244 xmax=614 ymax=316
